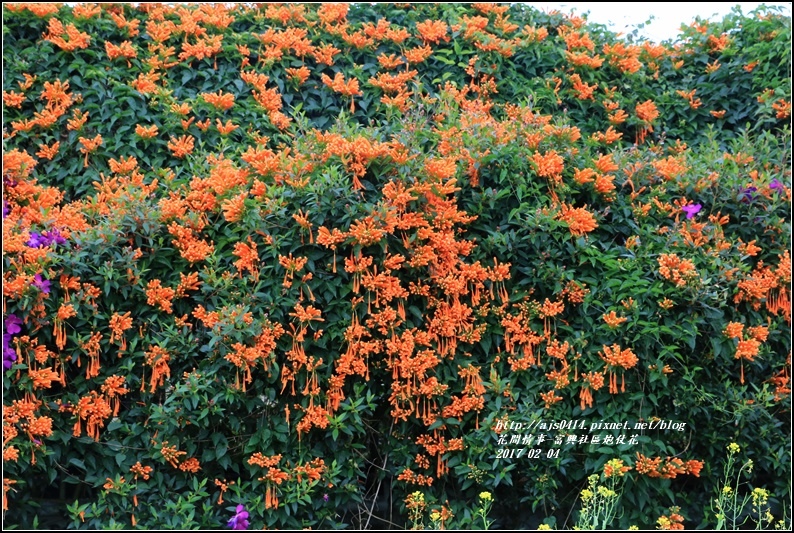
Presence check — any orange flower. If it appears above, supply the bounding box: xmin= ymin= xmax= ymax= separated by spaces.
xmin=735 ymin=339 xmax=760 ymax=362
xmin=558 ymin=204 xmax=598 ymax=236
xmin=232 ymin=237 xmax=259 ymax=277
xmin=705 ymin=60 xmax=721 ymax=74
xmin=3 ymin=90 xmax=26 ymax=108
xmin=105 ymin=41 xmax=137 ymax=63
xmin=602 ymin=311 xmax=627 ymax=328
xmin=145 ymin=279 xmax=175 ymax=314
xmin=201 ymin=90 xmax=235 ymax=111
xmin=144 ymin=346 xmax=171 ymax=393
xmin=710 ymin=109 xmax=726 ymax=119
xmin=36 ymin=141 xmax=60 ymax=160
xmin=651 ymin=155 xmax=688 ymax=181
xmin=532 ymin=150 xmax=564 ymax=183
xmin=635 ymin=100 xmax=659 ymax=123
xmin=658 ymin=253 xmax=698 ymax=287
xmin=415 ymin=19 xmax=449 ymax=44
xmin=723 ymin=322 xmax=744 ymax=339
xmin=67 ymin=109 xmax=88 ymax=131
xmin=404 ymin=45 xmax=433 ymax=64
xmin=569 ymin=74 xmax=596 ymax=100
xmin=216 ymin=118 xmax=239 ymax=135
xmin=101 ymin=375 xmax=129 ymax=416
xmin=78 ymin=135 xmax=103 ymax=167
xmin=109 ymin=312 xmax=133 ymax=351
xmin=179 ymin=458 xmax=201 ymax=473
xmin=167 ymin=134 xmax=195 ymax=158
xmin=707 ymin=33 xmax=730 ymax=52
xmin=285 ymin=66 xmax=311 ymax=85
xmin=539 ymin=390 xmax=562 ymax=409
xmin=321 ymin=72 xmax=362 ymax=111
xmin=608 ymin=109 xmax=628 ymax=125
xmin=130 ymin=71 xmax=160 ymax=94
xmin=772 ymin=99 xmax=791 ymax=120
xmin=43 ymin=18 xmax=91 ymax=51
xmin=377 ymin=53 xmax=404 ymax=69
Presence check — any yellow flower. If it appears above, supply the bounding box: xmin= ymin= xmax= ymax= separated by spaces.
xmin=479 ymin=491 xmax=492 ymax=502
xmin=727 ymin=442 xmax=740 ymax=454
xmin=722 ymin=486 xmax=733 ymax=495
xmin=581 ymin=489 xmax=594 ymax=501
xmin=538 ymin=525 xmax=552 ymax=530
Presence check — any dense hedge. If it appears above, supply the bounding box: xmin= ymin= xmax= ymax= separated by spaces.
xmin=2 ymin=2 xmax=791 ymax=530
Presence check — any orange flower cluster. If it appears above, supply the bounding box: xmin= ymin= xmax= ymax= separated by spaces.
xmin=77 ymin=135 xmax=103 ymax=167
xmin=168 ymin=223 xmax=215 ymax=263
xmin=105 ymin=41 xmax=137 ymax=65
xmin=72 ymin=391 xmax=112 ymax=441
xmin=772 ymin=99 xmax=791 ymax=120
xmin=201 ymin=90 xmax=235 ymax=111
xmin=603 ymin=42 xmax=642 ymax=74
xmin=569 ymin=74 xmax=597 ymax=100
xmin=557 ymin=204 xmax=598 ymax=237
xmin=43 ymin=18 xmax=91 ymax=51
xmin=232 ymin=237 xmax=259 ymax=277
xmin=599 ymin=344 xmax=638 ymax=394
xmin=145 ymin=279 xmax=175 ymax=313
xmin=158 ymin=441 xmax=187 ymax=468
xmin=658 ymin=253 xmax=698 ymax=287
xmin=652 ymin=155 xmax=688 ymax=181
xmin=603 ymin=458 xmax=632 ymax=478
xmin=144 ymin=346 xmax=171 ymax=393
xmin=602 ymin=311 xmax=627 ymax=328
xmin=635 ymin=453 xmax=703 ymax=479
xmin=109 ymin=312 xmax=133 ymax=351
xmin=416 ymin=19 xmax=450 ymax=44
xmin=579 ymin=371 xmax=605 ymax=410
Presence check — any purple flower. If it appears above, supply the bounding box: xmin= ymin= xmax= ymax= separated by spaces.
xmin=2 ymin=199 xmax=9 ymax=219
xmin=741 ymin=186 xmax=757 ymax=203
xmin=770 ymin=179 xmax=784 ymax=192
xmin=227 ymin=505 xmax=249 ymax=530
xmin=43 ymin=229 xmax=66 ymax=246
xmin=5 ymin=315 xmax=22 ymax=336
xmin=26 ymin=232 xmax=46 ymax=248
xmin=3 ymin=334 xmax=16 ymax=370
xmin=323 ymin=493 xmax=329 ymax=502
xmin=33 ymin=274 xmax=51 ymax=295
xmin=681 ymin=203 xmax=702 ymax=219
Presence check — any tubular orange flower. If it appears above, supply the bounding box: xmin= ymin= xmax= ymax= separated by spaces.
xmin=144 ymin=346 xmax=171 ymax=393
xmin=558 ymin=204 xmax=598 ymax=236
xmin=109 ymin=312 xmax=133 ymax=351
xmin=145 ymin=279 xmax=175 ymax=314
xmin=67 ymin=109 xmax=88 ymax=131
xmin=232 ymin=237 xmax=259 ymax=277
xmin=415 ymin=19 xmax=449 ymax=44
xmin=167 ymin=134 xmax=195 ymax=158
xmin=43 ymin=18 xmax=91 ymax=51
xmin=772 ymin=99 xmax=791 ymax=120
xmin=3 ymin=90 xmax=26 ymax=109
xmin=723 ymin=322 xmax=744 ymax=339
xmin=78 ymin=135 xmax=103 ymax=167
xmin=635 ymin=99 xmax=659 ymax=123
xmin=532 ymin=150 xmax=565 ymax=183
xmin=602 ymin=311 xmax=627 ymax=328
xmin=201 ymin=90 xmax=235 ymax=111
xmin=658 ymin=253 xmax=698 ymax=287
xmin=285 ymin=66 xmax=311 ymax=85
xmin=36 ymin=141 xmax=60 ymax=160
